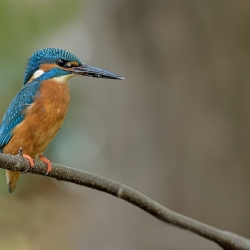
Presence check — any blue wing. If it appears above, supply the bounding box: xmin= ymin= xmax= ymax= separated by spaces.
xmin=0 ymin=80 xmax=42 ymax=151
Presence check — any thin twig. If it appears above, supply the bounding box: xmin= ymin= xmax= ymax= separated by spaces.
xmin=0 ymin=153 xmax=249 ymax=250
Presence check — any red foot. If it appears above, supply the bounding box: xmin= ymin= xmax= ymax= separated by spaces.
xmin=23 ymin=154 xmax=35 ymax=173
xmin=38 ymin=155 xmax=52 ymax=175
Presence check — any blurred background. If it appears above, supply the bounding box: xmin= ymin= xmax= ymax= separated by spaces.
xmin=0 ymin=0 xmax=250 ymax=249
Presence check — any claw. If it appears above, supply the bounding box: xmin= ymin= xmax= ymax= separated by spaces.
xmin=18 ymin=147 xmax=23 ymax=156
xmin=38 ymin=155 xmax=52 ymax=175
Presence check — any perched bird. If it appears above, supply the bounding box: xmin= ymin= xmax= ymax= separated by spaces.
xmin=0 ymin=48 xmax=123 ymax=193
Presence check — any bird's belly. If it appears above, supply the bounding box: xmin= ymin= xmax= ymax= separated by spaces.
xmin=3 ymin=80 xmax=70 ymax=158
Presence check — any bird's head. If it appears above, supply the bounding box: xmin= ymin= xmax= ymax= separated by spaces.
xmin=23 ymin=48 xmax=124 ymax=85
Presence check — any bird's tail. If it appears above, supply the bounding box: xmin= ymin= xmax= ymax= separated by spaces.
xmin=6 ymin=170 xmax=21 ymax=193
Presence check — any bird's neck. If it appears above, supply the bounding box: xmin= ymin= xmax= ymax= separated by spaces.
xmin=52 ymin=74 xmax=76 ymax=84
xmin=39 ymin=79 xmax=70 ymax=105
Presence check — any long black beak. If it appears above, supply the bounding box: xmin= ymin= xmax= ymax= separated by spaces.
xmin=71 ymin=64 xmax=124 ymax=80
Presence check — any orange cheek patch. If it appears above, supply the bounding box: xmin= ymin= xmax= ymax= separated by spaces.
xmin=40 ymin=63 xmax=59 ymax=72
xmin=40 ymin=62 xmax=79 ymax=70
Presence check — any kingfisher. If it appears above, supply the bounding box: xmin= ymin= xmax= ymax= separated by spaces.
xmin=0 ymin=48 xmax=123 ymax=193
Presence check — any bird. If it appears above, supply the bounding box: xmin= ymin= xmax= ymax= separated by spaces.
xmin=0 ymin=48 xmax=124 ymax=193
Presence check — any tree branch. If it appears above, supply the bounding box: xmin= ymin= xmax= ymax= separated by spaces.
xmin=0 ymin=153 xmax=249 ymax=250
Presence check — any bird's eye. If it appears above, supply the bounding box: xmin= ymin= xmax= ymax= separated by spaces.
xmin=56 ymin=58 xmax=70 ymax=68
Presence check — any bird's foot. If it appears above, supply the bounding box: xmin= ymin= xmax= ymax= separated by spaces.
xmin=18 ymin=147 xmax=35 ymax=173
xmin=38 ymin=155 xmax=52 ymax=175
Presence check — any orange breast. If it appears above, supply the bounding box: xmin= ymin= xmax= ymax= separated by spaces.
xmin=3 ymin=79 xmax=70 ymax=158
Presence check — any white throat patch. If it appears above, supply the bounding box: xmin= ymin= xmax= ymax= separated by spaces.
xmin=32 ymin=69 xmax=44 ymax=79
xmin=53 ymin=74 xmax=76 ymax=84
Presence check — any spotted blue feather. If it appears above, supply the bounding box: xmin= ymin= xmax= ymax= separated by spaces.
xmin=0 ymin=79 xmax=42 ymax=151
